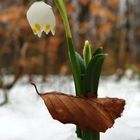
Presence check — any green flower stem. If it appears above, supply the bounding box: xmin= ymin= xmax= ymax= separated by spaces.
xmin=54 ymin=1 xmax=100 ymax=140
xmin=82 ymin=130 xmax=100 ymax=140
xmin=54 ymin=0 xmax=81 ymax=95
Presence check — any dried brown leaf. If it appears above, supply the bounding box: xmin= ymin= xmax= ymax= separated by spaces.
xmin=39 ymin=91 xmax=125 ymax=132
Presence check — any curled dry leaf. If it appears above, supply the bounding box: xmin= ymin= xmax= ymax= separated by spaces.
xmin=38 ymin=91 xmax=125 ymax=132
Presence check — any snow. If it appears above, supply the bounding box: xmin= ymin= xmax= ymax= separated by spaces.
xmin=0 ymin=75 xmax=140 ymax=140
xmin=99 ymin=76 xmax=140 ymax=140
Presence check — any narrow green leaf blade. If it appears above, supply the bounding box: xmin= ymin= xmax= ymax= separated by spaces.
xmin=83 ymin=54 xmax=105 ymax=96
xmin=93 ymin=47 xmax=103 ymax=56
xmin=75 ymin=52 xmax=86 ymax=76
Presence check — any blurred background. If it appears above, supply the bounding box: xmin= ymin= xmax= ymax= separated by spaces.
xmin=0 ymin=1 xmax=140 ymax=140
xmin=0 ymin=0 xmax=140 ymax=80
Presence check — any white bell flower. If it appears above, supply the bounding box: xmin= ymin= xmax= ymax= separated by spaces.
xmin=26 ymin=1 xmax=56 ymax=37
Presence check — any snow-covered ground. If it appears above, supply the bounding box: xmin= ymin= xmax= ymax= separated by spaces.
xmin=0 ymin=75 xmax=140 ymax=140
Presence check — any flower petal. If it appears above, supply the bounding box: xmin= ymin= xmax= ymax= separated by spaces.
xmin=51 ymin=26 xmax=56 ymax=35
xmin=26 ymin=1 xmax=56 ymax=37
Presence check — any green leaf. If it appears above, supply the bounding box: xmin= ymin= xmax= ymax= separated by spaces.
xmin=93 ymin=47 xmax=103 ymax=56
xmin=75 ymin=52 xmax=86 ymax=76
xmin=82 ymin=54 xmax=105 ymax=96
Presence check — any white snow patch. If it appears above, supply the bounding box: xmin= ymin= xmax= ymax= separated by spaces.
xmin=0 ymin=75 xmax=140 ymax=140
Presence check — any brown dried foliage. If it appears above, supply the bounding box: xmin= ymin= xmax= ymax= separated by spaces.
xmin=39 ymin=91 xmax=125 ymax=132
